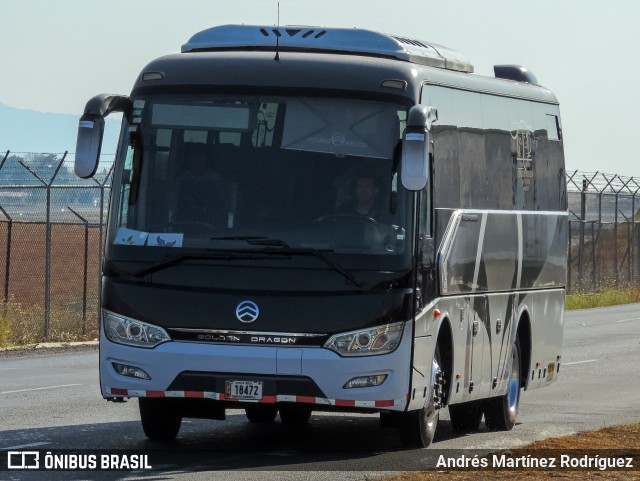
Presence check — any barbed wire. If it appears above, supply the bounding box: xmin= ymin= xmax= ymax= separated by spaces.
xmin=2 ymin=151 xmax=116 ymax=156
xmin=566 ymin=170 xmax=640 ymax=194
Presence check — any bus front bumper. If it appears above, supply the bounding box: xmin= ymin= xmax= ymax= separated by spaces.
xmin=100 ymin=325 xmax=412 ymax=412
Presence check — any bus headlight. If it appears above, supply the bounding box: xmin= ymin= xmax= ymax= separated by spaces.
xmin=324 ymin=321 xmax=404 ymax=357
xmin=103 ymin=310 xmax=171 ymax=348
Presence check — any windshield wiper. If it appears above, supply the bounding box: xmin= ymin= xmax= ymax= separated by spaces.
xmin=132 ymin=250 xmax=288 ymax=278
xmin=134 ymin=239 xmax=363 ymax=287
xmin=258 ymin=246 xmax=364 ymax=287
xmin=211 ymin=237 xmax=363 ymax=287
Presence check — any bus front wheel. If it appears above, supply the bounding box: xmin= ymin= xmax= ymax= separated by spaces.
xmin=245 ymin=404 xmax=278 ymax=423
xmin=397 ymin=345 xmax=443 ymax=448
xmin=279 ymin=405 xmax=312 ymax=425
xmin=139 ymin=398 xmax=182 ymax=441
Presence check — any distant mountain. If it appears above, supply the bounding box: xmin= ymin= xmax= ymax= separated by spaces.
xmin=0 ymin=102 xmax=120 ymax=155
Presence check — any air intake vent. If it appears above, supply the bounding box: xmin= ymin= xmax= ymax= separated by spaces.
xmin=392 ymin=36 xmax=430 ymax=49
xmin=258 ymin=28 xmax=327 ymax=39
xmin=494 ymin=65 xmax=539 ymax=85
xmin=182 ymin=25 xmax=474 ymax=73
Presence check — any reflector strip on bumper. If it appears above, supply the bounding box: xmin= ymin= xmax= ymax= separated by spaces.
xmin=108 ymin=387 xmax=404 ymax=408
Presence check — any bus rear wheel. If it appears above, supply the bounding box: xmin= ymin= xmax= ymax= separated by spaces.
xmin=484 ymin=338 xmax=521 ymax=431
xmin=139 ymin=398 xmax=182 ymax=441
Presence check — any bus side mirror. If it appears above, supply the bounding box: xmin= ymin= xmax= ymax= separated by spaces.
xmin=75 ymin=94 xmax=132 ymax=178
xmin=401 ymin=105 xmax=437 ymax=191
xmin=75 ymin=115 xmax=105 ymax=178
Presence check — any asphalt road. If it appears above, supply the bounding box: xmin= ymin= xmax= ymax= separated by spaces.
xmin=1 ymin=303 xmax=639 ymax=480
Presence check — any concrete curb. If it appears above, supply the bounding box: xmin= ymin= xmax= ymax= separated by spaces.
xmin=0 ymin=341 xmax=98 ymax=352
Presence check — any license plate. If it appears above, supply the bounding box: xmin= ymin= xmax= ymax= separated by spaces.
xmin=225 ymin=380 xmax=263 ymax=400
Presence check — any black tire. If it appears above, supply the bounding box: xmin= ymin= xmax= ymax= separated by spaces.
xmin=397 ymin=405 xmax=439 ymax=448
xmin=245 ymin=404 xmax=278 ymax=423
xmin=279 ymin=405 xmax=312 ymax=425
xmin=448 ymin=400 xmax=483 ymax=432
xmin=397 ymin=345 xmax=443 ymax=448
xmin=484 ymin=338 xmax=521 ymax=431
xmin=139 ymin=398 xmax=182 ymax=441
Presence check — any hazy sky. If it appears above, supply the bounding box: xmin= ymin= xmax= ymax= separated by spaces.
xmin=2 ymin=0 xmax=639 ymax=177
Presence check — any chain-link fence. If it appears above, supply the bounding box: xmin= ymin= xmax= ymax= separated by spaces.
xmin=0 ymin=150 xmax=112 ymax=345
xmin=0 ymin=149 xmax=638 ymax=344
xmin=566 ymin=171 xmax=640 ymax=292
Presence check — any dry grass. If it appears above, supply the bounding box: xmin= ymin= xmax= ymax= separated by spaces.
xmin=0 ymin=222 xmax=102 ymax=346
xmin=566 ymin=286 xmax=640 ymax=310
xmin=0 ymin=299 xmax=98 ymax=347
xmin=383 ymin=424 xmax=640 ymax=481
xmin=524 ymin=424 xmax=640 ymax=450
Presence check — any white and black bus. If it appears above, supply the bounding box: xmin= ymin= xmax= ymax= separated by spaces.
xmin=75 ymin=25 xmax=567 ymax=447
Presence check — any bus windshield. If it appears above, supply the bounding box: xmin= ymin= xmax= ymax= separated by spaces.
xmin=109 ymin=94 xmax=411 ymax=269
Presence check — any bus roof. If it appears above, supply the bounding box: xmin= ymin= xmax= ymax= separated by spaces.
xmin=181 ymin=25 xmax=474 ymax=74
